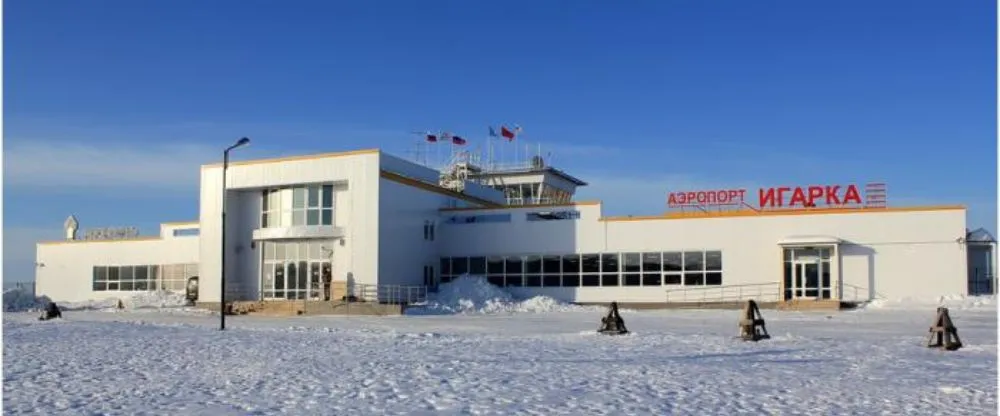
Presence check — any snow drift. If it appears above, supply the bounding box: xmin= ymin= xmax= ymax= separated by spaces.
xmin=862 ymin=294 xmax=996 ymax=310
xmin=3 ymin=286 xmax=192 ymax=313
xmin=406 ymin=275 xmax=602 ymax=315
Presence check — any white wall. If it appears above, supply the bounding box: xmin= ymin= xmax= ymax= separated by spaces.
xmin=198 ymin=151 xmax=381 ymax=302
xmin=440 ymin=205 xmax=969 ymax=303
xmin=36 ymin=236 xmax=199 ymax=303
xmin=376 ymin=178 xmax=445 ymax=289
xmin=438 ymin=203 xmax=602 ymax=255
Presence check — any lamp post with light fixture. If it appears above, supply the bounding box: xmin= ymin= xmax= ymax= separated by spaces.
xmin=220 ymin=137 xmax=250 ymax=331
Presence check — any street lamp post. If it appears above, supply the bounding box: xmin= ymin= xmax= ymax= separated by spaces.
xmin=221 ymin=137 xmax=250 ymax=331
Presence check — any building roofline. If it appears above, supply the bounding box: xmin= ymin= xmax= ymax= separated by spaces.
xmin=600 ymin=204 xmax=966 ymax=222
xmin=160 ymin=221 xmax=199 ymax=226
xmin=37 ymin=236 xmax=164 ymax=246
xmin=380 ymin=170 xmax=503 ymax=208
xmin=201 ymin=148 xmax=380 ymax=169
xmin=470 ymin=166 xmax=588 ymax=186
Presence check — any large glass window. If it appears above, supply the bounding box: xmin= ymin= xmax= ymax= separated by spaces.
xmin=261 ymin=185 xmax=335 ymax=228
xmin=93 ymin=264 xmax=186 ymax=292
xmin=262 ymin=240 xmax=333 ymax=300
xmin=658 ymin=250 xmax=724 ymax=287
xmin=435 ymin=250 xmax=722 ymax=290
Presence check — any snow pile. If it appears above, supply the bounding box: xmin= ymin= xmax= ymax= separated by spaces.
xmin=3 ymin=287 xmax=49 ymax=312
xmin=4 ymin=289 xmax=191 ymax=313
xmin=59 ymin=291 xmax=191 ymax=311
xmin=863 ymin=294 xmax=997 ymax=310
xmin=407 ymin=275 xmax=598 ymax=315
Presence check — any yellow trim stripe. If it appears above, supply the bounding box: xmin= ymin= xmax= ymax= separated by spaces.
xmin=160 ymin=221 xmax=199 ymax=226
xmin=38 ymin=236 xmax=164 ymax=246
xmin=600 ymin=205 xmax=965 ymax=222
xmin=201 ymin=148 xmax=380 ymax=169
xmin=379 ymin=170 xmax=503 ymax=208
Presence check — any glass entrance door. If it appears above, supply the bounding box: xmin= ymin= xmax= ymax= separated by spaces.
xmin=793 ymin=261 xmax=820 ymax=299
xmin=783 ymin=247 xmax=834 ymax=300
xmin=262 ymin=240 xmax=334 ymax=300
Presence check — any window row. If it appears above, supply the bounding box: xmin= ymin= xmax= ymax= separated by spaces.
xmin=92 ymin=263 xmax=198 ymax=292
xmin=441 ymin=251 xmax=723 ymax=276
xmin=261 ymin=185 xmax=336 ymax=228
xmin=263 ymin=241 xmax=332 ymax=261
xmin=442 ymin=272 xmax=722 ymax=287
xmin=444 ymin=210 xmax=582 ymax=225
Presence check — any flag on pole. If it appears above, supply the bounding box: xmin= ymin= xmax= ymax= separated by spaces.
xmin=451 ymin=135 xmax=467 ymax=145
xmin=425 ymin=133 xmax=437 ymax=143
xmin=489 ymin=126 xmax=498 ymax=138
xmin=500 ymin=125 xmax=520 ymax=141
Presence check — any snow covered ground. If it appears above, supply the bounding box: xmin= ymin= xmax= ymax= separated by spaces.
xmin=3 ymin=279 xmax=997 ymax=415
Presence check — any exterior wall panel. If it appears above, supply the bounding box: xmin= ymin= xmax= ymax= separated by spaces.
xmin=36 ymin=236 xmax=199 ymax=303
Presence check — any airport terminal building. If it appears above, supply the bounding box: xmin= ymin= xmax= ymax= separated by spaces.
xmin=35 ymin=147 xmax=998 ymax=309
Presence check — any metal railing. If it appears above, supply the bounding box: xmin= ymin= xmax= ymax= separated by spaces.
xmin=352 ymin=283 xmax=428 ymax=305
xmin=665 ymin=282 xmax=781 ymax=304
xmin=840 ymin=284 xmax=876 ymax=303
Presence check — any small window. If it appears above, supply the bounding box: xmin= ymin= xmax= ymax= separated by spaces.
xmin=504 ymin=257 xmax=523 ymax=274
xmin=600 ymin=253 xmax=619 ymax=273
xmin=525 ymin=256 xmax=542 ymax=274
xmin=469 ymin=257 xmax=487 ymax=275
xmin=705 ymin=251 xmax=723 ymax=271
xmin=581 ymin=254 xmax=600 ymax=273
xmin=623 ymin=253 xmax=641 ymax=273
xmin=562 ymin=254 xmax=580 ymax=273
xmin=445 ymin=214 xmax=512 ymax=224
xmin=663 ymin=252 xmax=683 ymax=272
xmin=440 ymin=258 xmax=451 ymax=275
xmin=683 ymin=251 xmax=704 ymax=271
xmin=526 ymin=210 xmax=581 ymax=221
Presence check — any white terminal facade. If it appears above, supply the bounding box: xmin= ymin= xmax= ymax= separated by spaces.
xmin=36 ymin=147 xmax=998 ymax=306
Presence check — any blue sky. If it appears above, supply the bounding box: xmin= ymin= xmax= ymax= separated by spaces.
xmin=4 ymin=0 xmax=996 ymax=282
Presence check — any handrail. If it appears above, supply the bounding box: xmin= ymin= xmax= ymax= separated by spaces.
xmin=840 ymin=283 xmax=887 ymax=303
xmin=664 ymin=282 xmax=781 ymax=303
xmin=352 ymin=283 xmax=428 ymax=305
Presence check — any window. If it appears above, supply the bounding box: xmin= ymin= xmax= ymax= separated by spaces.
xmin=642 ymin=252 xmax=661 ymax=286
xmin=526 ymin=210 xmax=580 ymax=221
xmin=469 ymin=257 xmax=487 ymax=275
xmin=92 ymin=264 xmax=180 ymax=292
xmin=581 ymin=254 xmax=600 ymax=274
xmin=261 ymin=241 xmax=333 ymax=300
xmin=600 ymin=253 xmax=619 ymax=286
xmin=444 ymin=214 xmax=512 ymax=224
xmin=487 ymin=257 xmax=504 ymax=287
xmin=423 ymin=220 xmax=437 ymax=241
xmin=172 ymin=228 xmax=199 ymax=237
xmin=261 ymin=185 xmax=336 ymax=228
xmin=661 ymin=250 xmax=724 ymax=287
xmin=436 ymin=251 xmax=719 ymax=290
xmin=161 ymin=263 xmax=198 ymax=292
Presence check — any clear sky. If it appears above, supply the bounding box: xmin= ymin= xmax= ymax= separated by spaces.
xmin=4 ymin=0 xmax=996 ymax=282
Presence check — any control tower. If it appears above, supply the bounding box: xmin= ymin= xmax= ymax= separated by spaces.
xmin=435 ymin=146 xmax=587 ymax=206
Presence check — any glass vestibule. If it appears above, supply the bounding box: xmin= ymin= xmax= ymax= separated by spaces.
xmin=782 ymin=247 xmax=834 ymax=301
xmin=261 ymin=240 xmax=334 ymax=300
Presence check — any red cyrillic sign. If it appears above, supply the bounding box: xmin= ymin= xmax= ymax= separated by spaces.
xmin=667 ymin=184 xmax=872 ymax=209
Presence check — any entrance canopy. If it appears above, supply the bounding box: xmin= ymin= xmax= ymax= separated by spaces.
xmin=777 ymin=235 xmax=843 ymax=246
